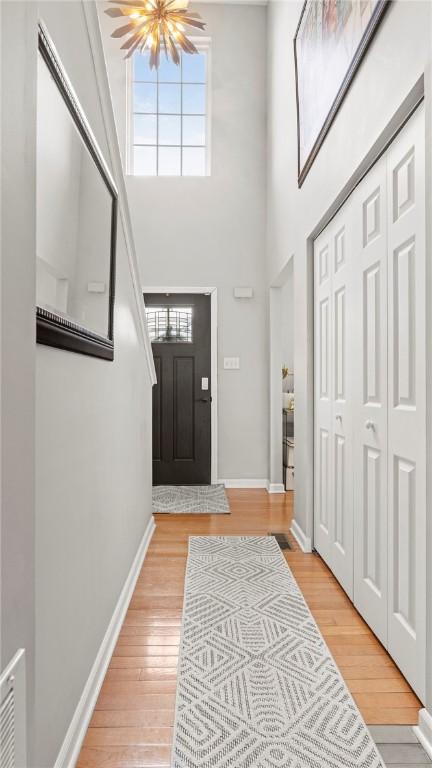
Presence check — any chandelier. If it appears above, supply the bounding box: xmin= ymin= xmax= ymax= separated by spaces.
xmin=105 ymin=0 xmax=206 ymax=69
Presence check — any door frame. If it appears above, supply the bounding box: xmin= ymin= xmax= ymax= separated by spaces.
xmin=143 ymin=285 xmax=218 ymax=484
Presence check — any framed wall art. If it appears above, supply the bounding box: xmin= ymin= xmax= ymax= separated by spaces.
xmin=294 ymin=0 xmax=389 ymax=186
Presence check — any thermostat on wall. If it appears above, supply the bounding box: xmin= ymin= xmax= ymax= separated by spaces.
xmin=234 ymin=287 xmax=254 ymax=299
xmin=87 ymin=281 xmax=106 ymax=294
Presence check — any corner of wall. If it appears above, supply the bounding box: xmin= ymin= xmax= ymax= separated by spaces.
xmin=290 ymin=519 xmax=312 ymax=553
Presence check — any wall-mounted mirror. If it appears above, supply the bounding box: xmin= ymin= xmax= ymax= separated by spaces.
xmin=36 ymin=23 xmax=117 ymax=360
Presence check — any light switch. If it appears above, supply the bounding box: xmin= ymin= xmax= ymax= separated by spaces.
xmin=224 ymin=357 xmax=240 ymax=370
xmin=201 ymin=377 xmax=209 ymax=390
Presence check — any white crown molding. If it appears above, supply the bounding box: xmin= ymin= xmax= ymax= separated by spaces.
xmin=290 ymin=519 xmax=313 ymax=553
xmin=54 ymin=515 xmax=156 ymax=768
xmin=83 ymin=1 xmax=156 ymax=385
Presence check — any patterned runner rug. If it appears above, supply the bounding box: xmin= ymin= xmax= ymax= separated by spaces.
xmin=152 ymin=485 xmax=230 ymax=514
xmin=172 ymin=536 xmax=384 ymax=768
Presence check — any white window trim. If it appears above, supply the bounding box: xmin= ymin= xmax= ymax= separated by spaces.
xmin=126 ymin=37 xmax=211 ymax=177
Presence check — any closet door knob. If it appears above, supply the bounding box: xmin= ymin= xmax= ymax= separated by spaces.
xmin=365 ymin=419 xmax=375 ymax=430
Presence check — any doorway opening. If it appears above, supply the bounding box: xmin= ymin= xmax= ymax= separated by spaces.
xmin=281 ymin=261 xmax=295 ymax=497
xmin=269 ymin=260 xmax=295 ymax=546
xmin=144 ymin=287 xmax=218 ymax=485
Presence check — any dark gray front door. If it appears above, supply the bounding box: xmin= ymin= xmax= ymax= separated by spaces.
xmin=144 ymin=293 xmax=211 ymax=485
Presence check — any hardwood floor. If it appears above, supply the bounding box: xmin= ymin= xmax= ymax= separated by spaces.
xmin=77 ymin=489 xmax=422 ymax=768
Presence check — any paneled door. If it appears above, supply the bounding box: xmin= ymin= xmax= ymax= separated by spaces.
xmin=313 ymin=104 xmax=427 ymax=701
xmin=314 ymin=208 xmax=354 ymax=598
xmin=144 ymin=293 xmax=211 ymax=485
xmin=386 ymin=105 xmax=426 ymax=700
xmin=352 ymin=156 xmax=389 ymax=646
xmin=331 ymin=211 xmax=354 ymax=596
xmin=314 ymin=228 xmax=333 ymax=567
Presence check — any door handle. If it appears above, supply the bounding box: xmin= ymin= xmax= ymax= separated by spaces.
xmin=365 ymin=419 xmax=375 ymax=430
xmin=196 ymin=397 xmax=211 ymax=403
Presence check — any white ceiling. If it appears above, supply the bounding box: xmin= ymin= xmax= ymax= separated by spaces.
xmin=193 ymin=0 xmax=268 ymax=4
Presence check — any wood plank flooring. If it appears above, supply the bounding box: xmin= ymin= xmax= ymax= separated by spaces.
xmin=77 ymin=490 xmax=422 ymax=768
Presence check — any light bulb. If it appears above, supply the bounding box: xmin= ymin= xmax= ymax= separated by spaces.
xmin=130 ymin=11 xmax=141 ymax=19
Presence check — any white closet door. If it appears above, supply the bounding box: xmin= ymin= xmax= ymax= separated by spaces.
xmin=314 ymin=229 xmax=333 ymax=566
xmin=352 ymin=156 xmax=389 ymax=646
xmin=314 ymin=211 xmax=354 ymax=598
xmin=387 ymin=105 xmax=426 ymax=701
xmin=330 ymin=211 xmax=354 ymax=596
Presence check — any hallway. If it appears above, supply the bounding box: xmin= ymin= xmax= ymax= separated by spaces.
xmin=2 ymin=2 xmax=432 ymax=765
xmin=77 ymin=491 xmax=421 ymax=767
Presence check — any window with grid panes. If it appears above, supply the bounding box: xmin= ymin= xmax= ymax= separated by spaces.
xmin=130 ymin=46 xmax=209 ymax=176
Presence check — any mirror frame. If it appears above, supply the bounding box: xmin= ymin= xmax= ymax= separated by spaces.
xmin=37 ymin=22 xmax=118 ymax=361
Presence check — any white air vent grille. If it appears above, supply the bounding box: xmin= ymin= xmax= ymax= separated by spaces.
xmin=0 ymin=651 xmax=26 ymax=768
xmin=1 ymin=688 xmax=16 ymax=768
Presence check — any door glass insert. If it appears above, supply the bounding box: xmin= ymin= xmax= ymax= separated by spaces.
xmin=146 ymin=306 xmax=193 ymax=343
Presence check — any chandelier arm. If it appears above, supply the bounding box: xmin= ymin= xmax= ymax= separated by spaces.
xmin=170 ymin=12 xmax=203 ymax=20
xmin=111 ymin=19 xmax=148 ymax=38
xmin=166 ymin=34 xmax=181 ymax=65
xmin=105 ymin=8 xmax=130 ymax=18
xmin=168 ymin=12 xmax=204 ymax=23
xmin=124 ymin=33 xmax=148 ymax=57
xmin=180 ymin=19 xmax=206 ymax=31
xmin=120 ymin=22 xmax=151 ymax=49
xmin=177 ymin=34 xmax=198 ymax=54
xmin=161 ymin=28 xmax=169 ymax=59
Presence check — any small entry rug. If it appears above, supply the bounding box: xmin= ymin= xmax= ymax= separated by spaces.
xmin=152 ymin=484 xmax=230 ymax=514
xmin=172 ymin=536 xmax=384 ymax=768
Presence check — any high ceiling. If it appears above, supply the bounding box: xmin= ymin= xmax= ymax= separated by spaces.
xmin=193 ymin=0 xmax=268 ymax=4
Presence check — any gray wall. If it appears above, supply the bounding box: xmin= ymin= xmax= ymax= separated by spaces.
xmin=266 ymin=0 xmax=432 ymax=710
xmin=34 ymin=3 xmax=154 ymax=766
xmin=100 ymin=2 xmax=269 ymax=481
xmin=0 ymin=3 xmax=37 ymax=762
xmin=267 ymin=0 xmax=432 ymax=544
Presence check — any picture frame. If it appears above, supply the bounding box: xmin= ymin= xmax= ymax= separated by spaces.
xmin=294 ymin=0 xmax=389 ymax=187
xmin=37 ymin=23 xmax=118 ymax=360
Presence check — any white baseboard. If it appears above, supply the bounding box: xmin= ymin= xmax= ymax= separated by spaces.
xmin=414 ymin=708 xmax=432 ymax=760
xmin=220 ymin=479 xmax=286 ymax=493
xmin=290 ymin=519 xmax=312 ymax=553
xmin=220 ymin=478 xmax=268 ymax=489
xmin=266 ymin=482 xmax=286 ymax=494
xmin=54 ymin=515 xmax=156 ymax=768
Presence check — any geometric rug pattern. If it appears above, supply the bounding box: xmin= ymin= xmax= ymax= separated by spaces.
xmin=172 ymin=536 xmax=384 ymax=767
xmin=152 ymin=484 xmax=230 ymax=514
